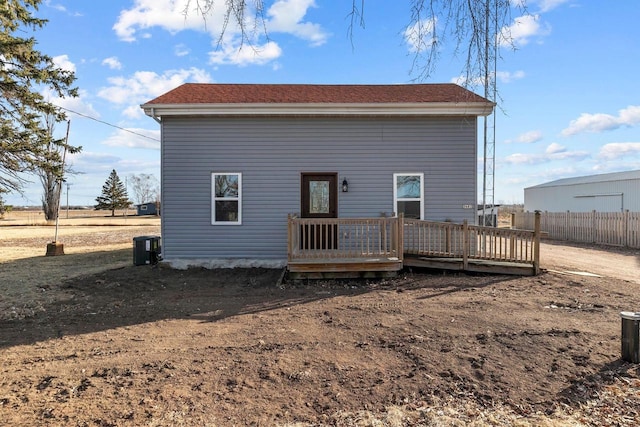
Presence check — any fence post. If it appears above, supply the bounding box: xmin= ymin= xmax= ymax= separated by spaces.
xmin=462 ymin=220 xmax=469 ymax=270
xmin=533 ymin=211 xmax=541 ymax=275
xmin=625 ymin=209 xmax=629 ymax=248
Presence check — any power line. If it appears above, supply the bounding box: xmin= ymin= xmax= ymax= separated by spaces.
xmin=56 ymin=105 xmax=161 ymax=142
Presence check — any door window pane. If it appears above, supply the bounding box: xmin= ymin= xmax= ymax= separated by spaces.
xmin=309 ymin=180 xmax=330 ymax=214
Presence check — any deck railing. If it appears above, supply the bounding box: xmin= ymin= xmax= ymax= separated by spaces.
xmin=287 ymin=215 xmax=403 ymax=262
xmin=404 ymin=214 xmax=541 ymax=274
xmin=287 ymin=212 xmax=541 ymax=274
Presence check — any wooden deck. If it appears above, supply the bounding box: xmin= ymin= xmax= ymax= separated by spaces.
xmin=403 ymin=256 xmax=537 ymax=276
xmin=287 ymin=213 xmax=541 ymax=278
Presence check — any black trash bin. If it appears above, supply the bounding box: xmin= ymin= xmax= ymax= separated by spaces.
xmin=621 ymin=311 xmax=640 ymax=363
xmin=133 ymin=236 xmax=161 ymax=266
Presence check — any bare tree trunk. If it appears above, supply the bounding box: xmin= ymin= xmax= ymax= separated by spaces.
xmin=41 ymin=171 xmax=60 ymax=220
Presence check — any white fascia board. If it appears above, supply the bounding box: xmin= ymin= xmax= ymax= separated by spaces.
xmin=141 ymin=102 xmax=495 ymax=118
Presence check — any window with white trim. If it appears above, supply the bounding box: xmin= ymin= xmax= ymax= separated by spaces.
xmin=393 ymin=173 xmax=424 ymax=219
xmin=212 ymin=173 xmax=242 ymax=224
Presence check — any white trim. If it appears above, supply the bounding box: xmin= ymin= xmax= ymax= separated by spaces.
xmin=393 ymin=173 xmax=424 ymax=220
xmin=211 ymin=172 xmax=242 ymax=225
xmin=142 ymin=102 xmax=494 ymax=118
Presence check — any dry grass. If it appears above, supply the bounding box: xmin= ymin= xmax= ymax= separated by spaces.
xmin=1 ymin=208 xmax=158 ymax=226
xmin=0 ymin=210 xmax=160 ymax=319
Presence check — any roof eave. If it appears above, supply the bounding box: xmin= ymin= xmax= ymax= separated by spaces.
xmin=141 ymin=102 xmax=495 ymax=118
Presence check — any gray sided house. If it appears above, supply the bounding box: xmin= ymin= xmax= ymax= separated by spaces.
xmin=141 ymin=83 xmax=494 ymax=269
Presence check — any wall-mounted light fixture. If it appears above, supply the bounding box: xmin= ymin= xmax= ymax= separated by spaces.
xmin=342 ymin=178 xmax=349 ymax=192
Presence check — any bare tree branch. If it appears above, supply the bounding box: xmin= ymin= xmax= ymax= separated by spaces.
xmin=180 ymin=1 xmax=527 ymax=92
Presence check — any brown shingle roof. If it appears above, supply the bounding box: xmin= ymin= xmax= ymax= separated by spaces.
xmin=144 ymin=83 xmax=488 ymax=105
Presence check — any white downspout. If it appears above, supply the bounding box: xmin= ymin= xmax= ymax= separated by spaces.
xmin=149 ymin=107 xmax=161 ymax=124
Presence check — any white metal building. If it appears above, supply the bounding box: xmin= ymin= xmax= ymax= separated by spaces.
xmin=524 ymin=170 xmax=640 ymax=212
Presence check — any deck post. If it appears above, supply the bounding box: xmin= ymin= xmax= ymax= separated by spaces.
xmin=287 ymin=214 xmax=293 ymax=263
xmin=462 ymin=220 xmax=469 ymax=270
xmin=397 ymin=213 xmax=404 ymax=261
xmin=533 ymin=210 xmax=541 ymax=275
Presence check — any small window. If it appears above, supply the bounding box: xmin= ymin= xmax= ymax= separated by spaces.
xmin=140 ymin=205 xmax=147 ymax=211
xmin=393 ymin=173 xmax=423 ymax=219
xmin=212 ymin=173 xmax=242 ymax=224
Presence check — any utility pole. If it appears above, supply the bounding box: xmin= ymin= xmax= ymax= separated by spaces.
xmin=47 ymin=120 xmax=70 ymax=256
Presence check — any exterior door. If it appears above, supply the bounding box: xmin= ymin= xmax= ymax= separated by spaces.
xmin=301 ymin=173 xmax=338 ymax=249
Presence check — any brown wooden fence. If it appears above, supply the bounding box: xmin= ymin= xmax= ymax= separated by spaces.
xmin=514 ymin=210 xmax=640 ymax=248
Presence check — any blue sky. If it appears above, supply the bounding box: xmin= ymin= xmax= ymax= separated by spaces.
xmin=6 ymin=0 xmax=640 ymax=206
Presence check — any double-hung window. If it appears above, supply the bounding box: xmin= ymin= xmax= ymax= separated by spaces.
xmin=212 ymin=173 xmax=242 ymax=224
xmin=393 ymin=173 xmax=424 ymax=219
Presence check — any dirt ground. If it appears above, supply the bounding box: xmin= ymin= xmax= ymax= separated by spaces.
xmin=1 ymin=220 xmax=639 ymax=426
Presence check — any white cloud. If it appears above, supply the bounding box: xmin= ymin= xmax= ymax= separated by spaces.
xmin=504 ymin=152 xmax=541 ymax=165
xmin=450 ymin=75 xmax=479 ymax=87
xmin=42 ymin=88 xmax=100 ymax=121
xmin=174 ymin=44 xmax=190 ymax=57
xmin=598 ymin=143 xmax=640 ymax=160
xmin=67 ymin=152 xmax=160 ymax=191
xmin=102 ymin=128 xmax=161 ymax=150
xmin=267 ymin=0 xmax=329 ymax=47
xmin=451 ymin=69 xmax=525 ymax=87
xmin=113 ymin=0 xmax=197 ymax=42
xmin=113 ymin=0 xmax=327 ymax=66
xmin=532 ymin=0 xmax=572 ymax=13
xmin=69 ymin=151 xmax=122 ymax=166
xmin=496 ymin=70 xmax=525 ymax=83
xmin=45 ymin=1 xmax=67 ymax=12
xmin=545 ymin=142 xmax=564 ymax=154
xmin=404 ymin=18 xmax=437 ymax=53
xmin=97 ymin=67 xmax=212 ymax=116
xmin=504 ymin=143 xmax=589 ymax=165
xmin=500 ymin=14 xmax=550 ymax=47
xmin=45 ymin=0 xmax=82 ymax=16
xmin=102 ymin=56 xmax=123 ymax=70
xmin=209 ymin=40 xmax=282 ymax=66
xmin=52 ymin=54 xmax=76 ymax=72
xmin=562 ymin=105 xmax=640 ymax=136
xmin=505 ymin=130 xmax=543 ymax=144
